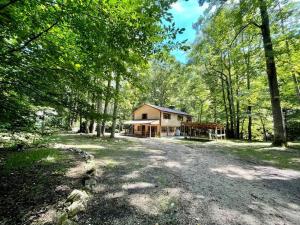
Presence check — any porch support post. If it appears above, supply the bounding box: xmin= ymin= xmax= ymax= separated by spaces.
xmin=149 ymin=124 xmax=152 ymax=138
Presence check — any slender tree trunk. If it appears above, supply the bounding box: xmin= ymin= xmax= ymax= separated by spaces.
xmin=235 ymin=73 xmax=240 ymax=139
xmin=212 ymin=94 xmax=217 ymax=123
xmin=225 ymin=77 xmax=234 ymax=138
xmin=259 ymin=0 xmax=286 ymax=146
xmin=101 ymin=78 xmax=111 ymax=136
xmin=240 ymin=116 xmax=246 ymax=139
xmin=96 ymin=93 xmax=102 ymax=137
xmin=227 ymin=59 xmax=236 ymax=137
xmin=221 ymin=77 xmax=229 ymax=135
xmin=78 ymin=113 xmax=83 ymax=133
xmin=247 ymin=105 xmax=252 ymax=141
xmin=89 ymin=95 xmax=95 ymax=133
xmin=110 ymin=73 xmax=121 ymax=138
xmin=246 ymin=55 xmax=252 ymax=141
xmin=260 ymin=115 xmax=267 ymax=141
xmin=199 ymin=103 xmax=203 ymax=123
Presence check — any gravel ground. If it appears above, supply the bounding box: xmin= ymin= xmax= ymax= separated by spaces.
xmin=79 ymin=137 xmax=300 ymax=225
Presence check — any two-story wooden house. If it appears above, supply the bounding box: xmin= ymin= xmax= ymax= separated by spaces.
xmin=124 ymin=103 xmax=192 ymax=137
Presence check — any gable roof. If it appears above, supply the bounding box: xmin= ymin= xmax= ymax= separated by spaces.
xmin=140 ymin=103 xmax=191 ymax=116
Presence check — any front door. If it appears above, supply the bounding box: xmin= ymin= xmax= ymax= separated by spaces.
xmin=150 ymin=126 xmax=157 ymax=137
xmin=142 ymin=125 xmax=146 ymax=137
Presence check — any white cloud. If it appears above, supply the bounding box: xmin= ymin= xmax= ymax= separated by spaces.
xmin=171 ymin=2 xmax=184 ymax=12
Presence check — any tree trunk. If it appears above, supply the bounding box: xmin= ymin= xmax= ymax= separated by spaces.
xmin=225 ymin=77 xmax=234 ymax=138
xmin=89 ymin=120 xmax=94 ymax=133
xmin=260 ymin=115 xmax=267 ymax=141
xmin=101 ymin=78 xmax=111 ymax=136
xmin=246 ymin=53 xmax=252 ymax=141
xmin=221 ymin=77 xmax=230 ymax=135
xmin=259 ymin=0 xmax=286 ymax=146
xmin=96 ymin=94 xmax=102 ymax=137
xmin=110 ymin=73 xmax=121 ymax=138
xmin=235 ymin=73 xmax=240 ymax=139
xmin=247 ymin=105 xmax=252 ymax=141
xmin=84 ymin=120 xmax=89 ymax=134
xmin=89 ymin=97 xmax=95 ymax=133
xmin=199 ymin=103 xmax=203 ymax=123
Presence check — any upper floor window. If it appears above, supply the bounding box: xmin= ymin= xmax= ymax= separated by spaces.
xmin=163 ymin=113 xmax=171 ymax=120
xmin=177 ymin=115 xmax=183 ymax=121
xmin=142 ymin=113 xmax=148 ymax=119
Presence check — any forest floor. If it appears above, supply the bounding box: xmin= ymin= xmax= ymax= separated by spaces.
xmin=0 ymin=133 xmax=300 ymax=225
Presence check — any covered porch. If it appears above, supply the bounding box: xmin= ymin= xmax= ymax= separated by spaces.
xmin=124 ymin=120 xmax=160 ymax=138
xmin=181 ymin=122 xmax=226 ymax=140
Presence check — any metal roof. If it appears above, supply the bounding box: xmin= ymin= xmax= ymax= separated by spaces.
xmin=146 ymin=104 xmax=191 ymax=116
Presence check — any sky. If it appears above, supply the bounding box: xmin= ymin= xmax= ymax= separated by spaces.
xmin=168 ymin=0 xmax=206 ymax=63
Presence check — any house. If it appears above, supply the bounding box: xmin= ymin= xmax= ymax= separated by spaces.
xmin=124 ymin=103 xmax=192 ymax=137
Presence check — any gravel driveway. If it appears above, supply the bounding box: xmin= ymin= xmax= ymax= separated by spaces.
xmin=79 ymin=137 xmax=300 ymax=225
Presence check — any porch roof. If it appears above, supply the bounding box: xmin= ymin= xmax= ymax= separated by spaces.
xmin=124 ymin=120 xmax=159 ymax=125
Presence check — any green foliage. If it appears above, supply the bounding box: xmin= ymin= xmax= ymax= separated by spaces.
xmin=0 ymin=0 xmax=181 ymax=133
xmin=3 ymin=148 xmax=65 ymax=172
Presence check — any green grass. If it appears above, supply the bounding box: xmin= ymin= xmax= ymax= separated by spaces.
xmin=182 ymin=139 xmax=300 ymax=170
xmin=226 ymin=145 xmax=300 ymax=170
xmin=3 ymin=148 xmax=66 ymax=172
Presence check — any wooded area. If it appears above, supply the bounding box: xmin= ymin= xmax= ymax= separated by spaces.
xmin=1 ymin=1 xmax=300 ymax=225
xmin=1 ymin=0 xmax=299 ymax=146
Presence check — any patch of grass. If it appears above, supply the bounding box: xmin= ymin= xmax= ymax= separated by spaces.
xmin=221 ymin=142 xmax=300 ymax=170
xmin=3 ymin=148 xmax=66 ymax=172
xmin=182 ymin=139 xmax=300 ymax=170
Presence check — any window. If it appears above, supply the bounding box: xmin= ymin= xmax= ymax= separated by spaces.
xmin=177 ymin=115 xmax=183 ymax=121
xmin=137 ymin=126 xmax=141 ymax=131
xmin=169 ymin=127 xmax=174 ymax=132
xmin=142 ymin=113 xmax=148 ymax=119
xmin=161 ymin=126 xmax=167 ymax=132
xmin=163 ymin=113 xmax=171 ymax=120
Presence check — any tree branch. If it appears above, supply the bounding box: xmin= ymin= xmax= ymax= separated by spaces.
xmin=229 ymin=21 xmax=262 ymax=48
xmin=0 ymin=0 xmax=19 ymax=11
xmin=3 ymin=20 xmax=59 ymax=56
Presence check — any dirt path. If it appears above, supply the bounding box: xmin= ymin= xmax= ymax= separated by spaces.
xmin=79 ymin=137 xmax=300 ymax=225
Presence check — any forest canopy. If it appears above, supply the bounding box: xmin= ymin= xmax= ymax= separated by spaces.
xmin=0 ymin=0 xmax=299 ymax=145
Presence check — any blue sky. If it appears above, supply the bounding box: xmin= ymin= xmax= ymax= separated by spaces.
xmin=168 ymin=0 xmax=206 ymax=63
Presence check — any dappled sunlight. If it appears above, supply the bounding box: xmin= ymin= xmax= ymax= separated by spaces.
xmin=104 ymin=191 xmax=127 ymax=199
xmin=145 ymin=148 xmax=165 ymax=155
xmin=208 ymin=203 xmax=260 ymax=225
xmin=290 ymin=157 xmax=300 ymax=163
xmin=121 ymin=170 xmax=141 ymax=180
xmin=41 ymin=155 xmax=56 ymax=162
xmin=128 ymin=191 xmax=179 ymax=216
xmin=91 ymin=184 xmax=107 ymax=193
xmin=211 ymin=165 xmax=300 ymax=180
xmin=129 ymin=194 xmax=159 ymax=215
xmin=53 ymin=143 xmax=105 ymax=150
xmin=122 ymin=182 xmax=155 ymax=190
xmin=65 ymin=161 xmax=95 ymax=178
xmin=164 ymin=161 xmax=183 ymax=169
xmin=147 ymin=155 xmax=167 ymax=161
xmin=257 ymin=146 xmax=288 ymax=151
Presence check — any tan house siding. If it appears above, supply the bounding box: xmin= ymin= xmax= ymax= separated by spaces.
xmin=160 ymin=112 xmax=189 ymax=136
xmin=133 ymin=105 xmax=160 ymax=120
xmin=130 ymin=104 xmax=191 ymax=137
xmin=133 ymin=105 xmax=161 ymax=137
xmin=160 ymin=112 xmax=187 ymax=127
